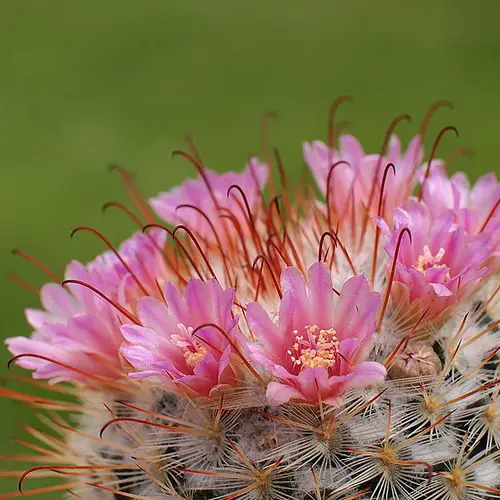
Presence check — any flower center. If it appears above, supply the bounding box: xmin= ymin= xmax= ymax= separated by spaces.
xmin=183 ymin=343 xmax=208 ymax=368
xmin=170 ymin=324 xmax=208 ymax=369
xmin=413 ymin=245 xmax=448 ymax=275
xmin=287 ymin=324 xmax=340 ymax=370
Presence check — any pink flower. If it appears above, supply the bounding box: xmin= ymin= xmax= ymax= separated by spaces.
xmin=6 ymin=261 xmax=124 ymax=383
xmin=244 ymin=262 xmax=385 ymax=406
xmin=121 ymin=278 xmax=240 ymax=397
xmin=376 ymin=201 xmax=492 ymax=320
xmin=6 ymin=230 xmax=168 ymax=383
xmin=86 ymin=229 xmax=168 ymax=307
xmin=304 ymin=134 xmax=427 ymax=223
xmin=422 ymin=166 xmax=500 ymax=258
xmin=149 ymin=158 xmax=268 ymax=243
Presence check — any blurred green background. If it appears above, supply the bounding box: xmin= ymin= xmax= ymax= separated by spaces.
xmin=1 ymin=0 xmax=499 ymax=496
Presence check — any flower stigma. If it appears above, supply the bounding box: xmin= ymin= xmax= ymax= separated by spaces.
xmin=413 ymin=245 xmax=449 ymax=276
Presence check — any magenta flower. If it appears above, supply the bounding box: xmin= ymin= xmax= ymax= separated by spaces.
xmin=121 ymin=277 xmax=240 ymax=397
xmin=149 ymin=158 xmax=268 ymax=243
xmin=376 ymin=201 xmax=492 ymax=320
xmin=6 ymin=261 xmax=124 ymax=383
xmin=304 ymin=134 xmax=425 ymax=222
xmin=6 ymin=230 xmax=168 ymax=383
xmin=422 ymin=166 xmax=500 ymax=259
xmin=244 ymin=262 xmax=385 ymax=406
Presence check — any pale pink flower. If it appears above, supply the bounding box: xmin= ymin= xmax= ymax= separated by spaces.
xmin=121 ymin=278 xmax=240 ymax=397
xmin=244 ymin=262 xmax=385 ymax=406
xmin=6 ymin=230 xmax=167 ymax=383
xmin=149 ymin=158 xmax=268 ymax=243
xmin=6 ymin=261 xmax=124 ymax=383
xmin=304 ymin=134 xmax=425 ymax=222
xmin=86 ymin=229 xmax=168 ymax=307
xmin=376 ymin=201 xmax=492 ymax=320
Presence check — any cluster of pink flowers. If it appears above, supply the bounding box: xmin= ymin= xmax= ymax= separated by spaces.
xmin=7 ymin=128 xmax=499 ymax=406
xmin=374 ymin=165 xmax=498 ymax=321
xmin=375 ymin=200 xmax=492 ymax=320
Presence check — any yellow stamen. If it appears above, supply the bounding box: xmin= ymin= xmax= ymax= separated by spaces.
xmin=170 ymin=324 xmax=208 ymax=369
xmin=184 ymin=344 xmax=207 ymax=368
xmin=288 ymin=324 xmax=340 ymax=370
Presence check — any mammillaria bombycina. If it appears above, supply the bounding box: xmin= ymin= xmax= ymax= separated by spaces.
xmin=3 ymin=100 xmax=499 ymax=499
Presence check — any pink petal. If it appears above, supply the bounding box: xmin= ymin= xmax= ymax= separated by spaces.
xmin=121 ymin=325 xmax=159 ymax=349
xmin=344 ymin=361 xmax=387 ymax=389
xmin=40 ymin=284 xmax=78 ymax=317
xmin=266 ymin=381 xmax=303 ymax=406
xmin=246 ymin=302 xmax=280 ymax=350
xmin=279 ymin=266 xmax=307 ymax=332
xmin=429 ymin=283 xmax=453 ymax=297
xmin=137 ymin=297 xmax=171 ymax=332
xmin=307 ymin=262 xmax=334 ymax=327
